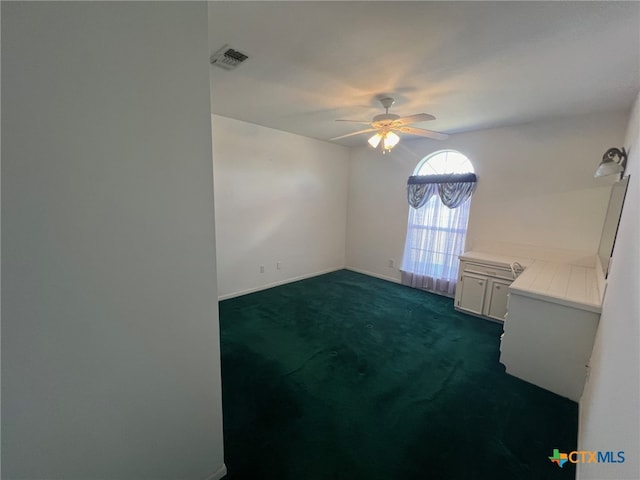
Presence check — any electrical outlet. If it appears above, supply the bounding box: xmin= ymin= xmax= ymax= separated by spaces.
xmin=260 ymin=265 xmax=265 ymax=273
xmin=388 ymin=259 xmax=395 ymax=268
xmin=277 ymin=262 xmax=282 ymax=270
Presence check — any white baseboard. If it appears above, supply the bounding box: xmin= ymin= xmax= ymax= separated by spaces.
xmin=204 ymin=463 xmax=227 ymax=480
xmin=344 ymin=266 xmax=401 ymax=284
xmin=454 ymin=306 xmax=501 ymax=321
xmin=218 ymin=267 xmax=344 ymax=301
xmin=218 ymin=267 xmax=406 ymax=302
xmin=347 ymin=267 xmax=459 ymax=301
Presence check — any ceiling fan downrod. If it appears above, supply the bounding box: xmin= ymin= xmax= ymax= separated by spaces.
xmin=380 ymin=97 xmax=395 ymax=113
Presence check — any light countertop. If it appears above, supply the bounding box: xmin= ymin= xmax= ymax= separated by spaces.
xmin=459 ymin=251 xmax=602 ymax=313
xmin=510 ymin=260 xmax=602 ymax=313
xmin=459 ymin=251 xmax=532 ymax=270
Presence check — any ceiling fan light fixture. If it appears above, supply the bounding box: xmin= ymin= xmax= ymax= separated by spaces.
xmin=368 ymin=133 xmax=382 ymax=148
xmin=383 ymin=131 xmax=400 ymax=150
xmin=368 ymin=131 xmax=400 ymax=153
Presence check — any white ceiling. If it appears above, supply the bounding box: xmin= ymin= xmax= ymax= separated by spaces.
xmin=208 ymin=1 xmax=640 ymax=148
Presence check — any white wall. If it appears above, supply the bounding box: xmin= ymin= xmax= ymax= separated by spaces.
xmin=346 ymin=111 xmax=627 ymax=280
xmin=1 ymin=3 xmax=225 ymax=479
xmin=212 ymin=115 xmax=349 ymax=299
xmin=578 ymin=92 xmax=640 ymax=480
xmin=345 ymin=145 xmax=413 ymax=282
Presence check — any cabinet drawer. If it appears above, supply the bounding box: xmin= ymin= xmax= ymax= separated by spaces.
xmin=462 ymin=261 xmax=514 ymax=280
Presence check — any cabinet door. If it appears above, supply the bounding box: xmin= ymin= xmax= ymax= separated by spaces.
xmin=457 ymin=272 xmax=487 ymax=316
xmin=486 ymin=278 xmax=511 ymax=321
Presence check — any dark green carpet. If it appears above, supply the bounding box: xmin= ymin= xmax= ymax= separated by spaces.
xmin=219 ymin=270 xmax=577 ymax=480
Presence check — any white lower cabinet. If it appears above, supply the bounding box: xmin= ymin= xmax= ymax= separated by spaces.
xmin=457 ymin=272 xmax=487 ymax=316
xmin=486 ymin=278 xmax=511 ymax=321
xmin=500 ymin=292 xmax=599 ymax=402
xmin=499 ymin=260 xmax=602 ymax=402
xmin=456 ymin=252 xmax=603 ymax=402
xmin=455 ymin=257 xmax=515 ymax=322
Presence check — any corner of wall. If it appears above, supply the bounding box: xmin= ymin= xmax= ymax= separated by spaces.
xmin=577 ymin=89 xmax=640 ymax=480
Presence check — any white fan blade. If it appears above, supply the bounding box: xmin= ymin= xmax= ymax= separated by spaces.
xmin=330 ymin=128 xmax=378 ymax=141
xmin=395 ymin=113 xmax=436 ymax=125
xmin=335 ymin=119 xmax=374 ymax=125
xmin=397 ymin=126 xmax=448 ymax=140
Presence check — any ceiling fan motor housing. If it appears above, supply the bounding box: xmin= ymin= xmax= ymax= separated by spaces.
xmin=373 ymin=97 xmax=399 ymax=128
xmin=372 ymin=113 xmax=400 ymax=128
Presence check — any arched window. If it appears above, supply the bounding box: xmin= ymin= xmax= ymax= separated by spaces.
xmin=400 ymin=150 xmax=475 ymax=297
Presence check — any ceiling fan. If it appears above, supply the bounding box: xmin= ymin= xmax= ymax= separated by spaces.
xmin=331 ymin=97 xmax=448 ymax=153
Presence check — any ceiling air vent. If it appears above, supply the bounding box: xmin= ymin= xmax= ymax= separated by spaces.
xmin=210 ymin=44 xmax=249 ymax=71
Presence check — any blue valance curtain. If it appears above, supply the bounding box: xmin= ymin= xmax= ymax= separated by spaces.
xmin=407 ymin=173 xmax=477 ymax=209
